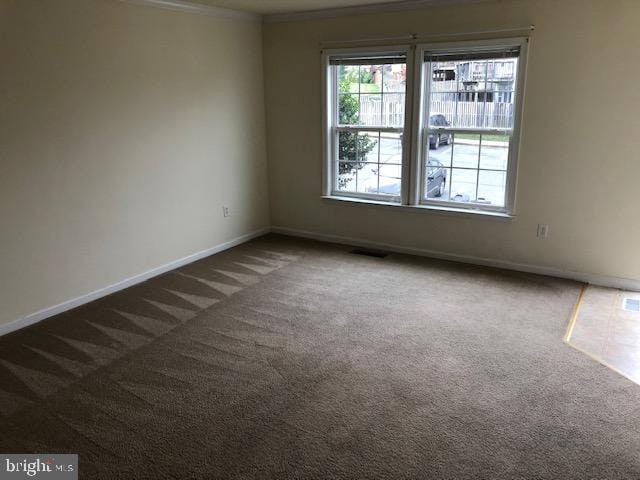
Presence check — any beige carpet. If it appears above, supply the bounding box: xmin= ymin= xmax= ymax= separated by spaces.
xmin=1 ymin=234 xmax=639 ymax=479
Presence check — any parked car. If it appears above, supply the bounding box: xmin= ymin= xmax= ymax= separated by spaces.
xmin=426 ymin=159 xmax=447 ymax=198
xmin=365 ymin=159 xmax=446 ymax=197
xmin=429 ymin=114 xmax=452 ymax=149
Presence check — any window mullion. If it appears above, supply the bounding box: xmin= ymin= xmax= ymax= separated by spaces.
xmin=407 ymin=48 xmax=426 ymax=207
xmin=477 ymin=61 xmax=487 ymax=204
xmin=376 ymin=131 xmax=381 ymax=195
xmin=482 ymin=60 xmax=489 ymax=129
xmin=355 ymin=128 xmax=360 ymax=194
xmin=475 ymin=135 xmax=482 ymax=202
xmin=454 ymin=63 xmax=460 ymax=127
xmin=402 ymin=45 xmax=418 ymax=206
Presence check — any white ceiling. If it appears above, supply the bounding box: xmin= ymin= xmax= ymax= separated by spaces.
xmin=189 ymin=0 xmax=421 ymax=15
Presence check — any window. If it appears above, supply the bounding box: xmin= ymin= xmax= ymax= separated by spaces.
xmin=421 ymin=42 xmax=522 ymax=211
xmin=323 ymin=38 xmax=528 ymax=216
xmin=324 ymin=48 xmax=409 ymax=202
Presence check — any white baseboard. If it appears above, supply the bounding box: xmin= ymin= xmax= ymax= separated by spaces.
xmin=0 ymin=227 xmax=271 ymax=338
xmin=4 ymin=224 xmax=639 ymax=338
xmin=272 ymin=226 xmax=640 ymax=291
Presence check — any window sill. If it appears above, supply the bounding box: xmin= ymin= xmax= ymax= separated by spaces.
xmin=321 ymin=195 xmax=515 ymax=221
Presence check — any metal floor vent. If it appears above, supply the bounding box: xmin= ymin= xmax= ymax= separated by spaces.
xmin=350 ymin=248 xmax=389 ymax=259
xmin=623 ymin=298 xmax=640 ymax=312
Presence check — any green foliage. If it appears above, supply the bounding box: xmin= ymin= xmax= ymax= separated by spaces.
xmin=338 ymin=67 xmax=377 ymax=189
xmin=338 ymin=93 xmax=360 ymax=125
xmin=359 ymin=69 xmax=374 ymax=85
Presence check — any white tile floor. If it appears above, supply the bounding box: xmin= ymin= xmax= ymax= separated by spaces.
xmin=568 ymin=286 xmax=640 ymax=384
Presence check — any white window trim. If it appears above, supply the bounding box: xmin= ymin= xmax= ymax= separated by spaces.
xmin=322 ymin=37 xmax=529 ymax=218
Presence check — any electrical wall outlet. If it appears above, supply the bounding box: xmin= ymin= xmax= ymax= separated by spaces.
xmin=222 ymin=206 xmax=230 ymax=218
xmin=537 ymin=224 xmax=549 ymax=238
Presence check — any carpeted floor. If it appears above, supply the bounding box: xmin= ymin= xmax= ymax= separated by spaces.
xmin=1 ymin=234 xmax=640 ymax=479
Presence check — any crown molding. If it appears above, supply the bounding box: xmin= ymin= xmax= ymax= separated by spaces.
xmin=120 ymin=0 xmax=502 ymax=24
xmin=119 ymin=0 xmax=260 ymax=22
xmin=264 ymin=0 xmax=495 ymax=23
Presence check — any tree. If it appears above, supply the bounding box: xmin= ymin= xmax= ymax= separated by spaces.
xmin=338 ymin=68 xmax=377 ymax=189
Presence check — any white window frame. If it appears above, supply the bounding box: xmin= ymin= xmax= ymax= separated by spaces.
xmin=322 ymin=45 xmax=414 ymax=204
xmin=322 ymin=37 xmax=529 ymax=217
xmin=412 ymin=38 xmax=528 ymax=214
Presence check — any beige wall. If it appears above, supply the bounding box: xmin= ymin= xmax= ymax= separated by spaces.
xmin=264 ymin=0 xmax=640 ymax=283
xmin=2 ymin=0 xmax=639 ymax=330
xmin=0 ymin=0 xmax=269 ymax=327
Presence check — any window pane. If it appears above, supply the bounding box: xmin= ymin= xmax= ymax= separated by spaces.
xmin=359 ymin=131 xmax=380 ymax=162
xmin=451 ymin=133 xmax=480 ymax=169
xmin=351 ymin=162 xmax=402 ymax=196
xmin=479 ymin=134 xmax=510 ymax=170
xmin=338 ymin=131 xmax=379 ymax=163
xmin=428 ymin=134 xmax=452 ymax=167
xmin=428 ymin=96 xmax=455 ymax=128
xmin=477 ymin=170 xmax=507 ymax=207
xmin=381 ymin=93 xmax=405 ymax=127
xmin=359 ymin=94 xmax=382 ymax=126
xmin=471 ymin=60 xmax=488 ymax=92
xmin=424 ymin=131 xmax=511 ymax=206
xmin=377 ymin=163 xmax=402 ymax=196
xmin=338 ymin=65 xmax=359 ymax=93
xmin=429 ymin=57 xmax=518 ymax=129
xmin=338 ymin=93 xmax=359 ymax=125
xmin=337 ymin=162 xmax=356 ymax=192
xmin=356 ymin=163 xmax=381 ymax=194
xmin=379 ymin=132 xmax=402 ymax=164
xmin=449 ymin=168 xmax=478 ymax=203
xmin=426 ymin=166 xmax=449 ymax=199
xmin=487 ymin=60 xmax=516 ymax=82
xmin=337 ymin=62 xmax=406 ymax=128
xmin=359 ymin=65 xmax=382 ymax=90
xmin=336 ymin=129 xmax=401 ymax=198
xmin=382 ymin=63 xmax=406 ymax=93
xmin=337 ymin=130 xmax=389 ymax=196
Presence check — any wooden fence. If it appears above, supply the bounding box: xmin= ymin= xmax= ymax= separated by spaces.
xmin=430 ymin=100 xmax=514 ymax=129
xmin=357 ymin=95 xmax=514 ymax=129
xmin=358 ymin=93 xmax=405 ymax=127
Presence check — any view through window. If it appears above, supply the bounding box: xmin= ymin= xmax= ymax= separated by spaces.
xmin=325 ymin=40 xmax=526 ymax=215
xmin=333 ymin=55 xmax=407 ymax=200
xmin=423 ymin=50 xmax=519 ymax=209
